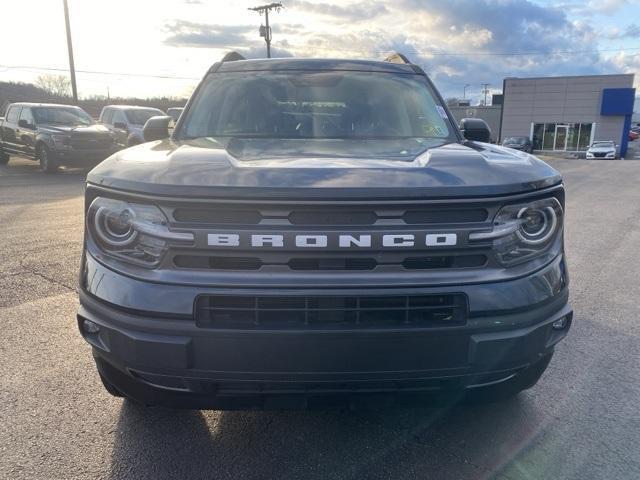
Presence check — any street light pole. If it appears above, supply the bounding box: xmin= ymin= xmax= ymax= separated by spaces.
xmin=62 ymin=0 xmax=78 ymax=102
xmin=463 ymin=84 xmax=471 ymax=100
xmin=248 ymin=3 xmax=283 ymax=59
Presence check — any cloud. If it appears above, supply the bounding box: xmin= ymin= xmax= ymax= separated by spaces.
xmin=237 ymin=44 xmax=295 ymax=59
xmin=608 ymin=23 xmax=640 ymax=39
xmin=162 ymin=0 xmax=635 ymax=102
xmin=265 ymin=0 xmax=626 ymax=101
xmin=399 ymin=0 xmax=578 ymax=54
xmin=276 ymin=23 xmax=306 ymax=35
xmin=287 ymin=0 xmax=389 ymax=20
xmin=163 ymin=21 xmax=254 ymax=48
xmin=586 ymin=0 xmax=630 ymax=14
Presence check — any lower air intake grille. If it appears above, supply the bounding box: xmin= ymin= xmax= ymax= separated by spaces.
xmin=195 ymin=294 xmax=467 ymax=330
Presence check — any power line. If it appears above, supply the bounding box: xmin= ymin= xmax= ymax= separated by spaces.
xmin=2 ymin=45 xmax=638 ymax=83
xmin=0 ymin=64 xmax=201 ymax=80
xmin=272 ymin=42 xmax=640 ymax=58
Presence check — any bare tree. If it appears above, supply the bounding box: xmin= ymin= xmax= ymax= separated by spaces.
xmin=35 ymin=74 xmax=72 ymax=98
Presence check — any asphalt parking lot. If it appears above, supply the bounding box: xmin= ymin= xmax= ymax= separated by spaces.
xmin=1 ymin=156 xmax=639 ymax=480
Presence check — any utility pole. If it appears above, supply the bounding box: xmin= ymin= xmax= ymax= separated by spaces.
xmin=481 ymin=83 xmax=490 ymax=106
xmin=248 ymin=3 xmax=283 ymax=58
xmin=62 ymin=0 xmax=78 ymax=102
xmin=463 ymin=84 xmax=471 ymax=100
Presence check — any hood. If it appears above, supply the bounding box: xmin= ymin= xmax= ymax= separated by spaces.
xmin=87 ymin=137 xmax=562 ymax=199
xmin=38 ymin=123 xmax=111 ymax=135
xmin=588 ymin=146 xmax=616 ymax=152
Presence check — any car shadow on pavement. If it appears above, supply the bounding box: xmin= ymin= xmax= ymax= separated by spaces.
xmin=108 ymin=394 xmax=542 ymax=480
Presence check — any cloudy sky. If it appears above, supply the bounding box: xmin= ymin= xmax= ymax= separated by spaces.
xmin=1 ymin=0 xmax=639 ymax=103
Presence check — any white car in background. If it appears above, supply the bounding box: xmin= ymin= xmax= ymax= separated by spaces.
xmin=586 ymin=141 xmax=617 ymax=159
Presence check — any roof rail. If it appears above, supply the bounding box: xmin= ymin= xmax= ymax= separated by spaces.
xmin=221 ymin=51 xmax=246 ymax=62
xmin=383 ymin=53 xmax=412 ymax=65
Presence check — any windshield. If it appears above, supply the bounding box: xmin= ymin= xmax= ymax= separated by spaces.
xmin=125 ymin=109 xmax=164 ymax=125
xmin=33 ymin=107 xmax=94 ymax=126
xmin=505 ymin=137 xmax=526 ymax=144
xmin=180 ymin=71 xmax=455 ymax=141
xmin=592 ymin=141 xmax=614 ymax=148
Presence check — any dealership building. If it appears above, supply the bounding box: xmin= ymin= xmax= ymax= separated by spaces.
xmin=498 ymin=73 xmax=636 ymax=156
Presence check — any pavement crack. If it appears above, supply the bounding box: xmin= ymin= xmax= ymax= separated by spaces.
xmin=16 ymin=256 xmax=76 ymax=293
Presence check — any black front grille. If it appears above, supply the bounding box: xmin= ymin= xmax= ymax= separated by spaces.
xmin=289 ymin=210 xmax=379 ymax=225
xmin=163 ymin=199 xmax=500 ymax=275
xmin=195 ymin=293 xmax=467 ymax=329
xmin=71 ymin=136 xmax=112 ymax=150
xmin=288 ymin=257 xmax=378 ymax=271
xmin=174 ymin=255 xmax=262 ymax=270
xmin=173 ymin=208 xmax=262 ymax=225
xmin=173 ymin=254 xmax=487 ymax=271
xmin=592 ymin=152 xmax=607 ymax=158
xmin=170 ymin=205 xmax=489 ymax=226
xmin=402 ymin=209 xmax=487 ymax=224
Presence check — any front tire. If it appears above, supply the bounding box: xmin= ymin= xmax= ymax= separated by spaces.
xmin=38 ymin=144 xmax=58 ymax=173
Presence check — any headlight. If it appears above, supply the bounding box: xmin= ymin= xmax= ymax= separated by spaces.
xmin=51 ymin=134 xmax=71 ymax=147
xmin=87 ymin=197 xmax=193 ymax=267
xmin=470 ymin=197 xmax=563 ymax=267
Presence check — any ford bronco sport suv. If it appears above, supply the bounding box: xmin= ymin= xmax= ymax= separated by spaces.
xmin=77 ymin=53 xmax=572 ymax=409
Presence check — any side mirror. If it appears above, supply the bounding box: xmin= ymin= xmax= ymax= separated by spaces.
xmin=143 ymin=116 xmax=172 ymax=142
xmin=459 ymin=118 xmax=491 ymax=143
xmin=113 ymin=121 xmax=127 ymax=130
xmin=18 ymin=119 xmax=34 ymax=130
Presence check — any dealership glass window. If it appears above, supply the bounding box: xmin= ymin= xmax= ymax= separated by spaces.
xmin=578 ymin=123 xmax=592 ymax=150
xmin=566 ymin=123 xmax=580 ymax=151
xmin=543 ymin=124 xmax=555 ymax=150
xmin=532 ymin=122 xmax=594 ymax=151
xmin=532 ymin=124 xmax=544 ymax=150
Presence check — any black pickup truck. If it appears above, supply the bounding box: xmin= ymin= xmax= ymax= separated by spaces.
xmin=77 ymin=53 xmax=572 ymax=409
xmin=0 ymin=103 xmax=115 ymax=172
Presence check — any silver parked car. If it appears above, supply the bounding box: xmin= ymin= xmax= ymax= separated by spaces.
xmin=99 ymin=105 xmax=164 ymax=148
xmin=166 ymin=107 xmax=184 ymax=123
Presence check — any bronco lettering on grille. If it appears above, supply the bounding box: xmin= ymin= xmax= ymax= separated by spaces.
xmin=207 ymin=233 xmax=457 ymax=248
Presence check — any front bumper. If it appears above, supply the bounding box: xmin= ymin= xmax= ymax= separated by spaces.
xmin=78 ymin=254 xmax=572 ymax=408
xmin=53 ymin=148 xmax=115 ymax=165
